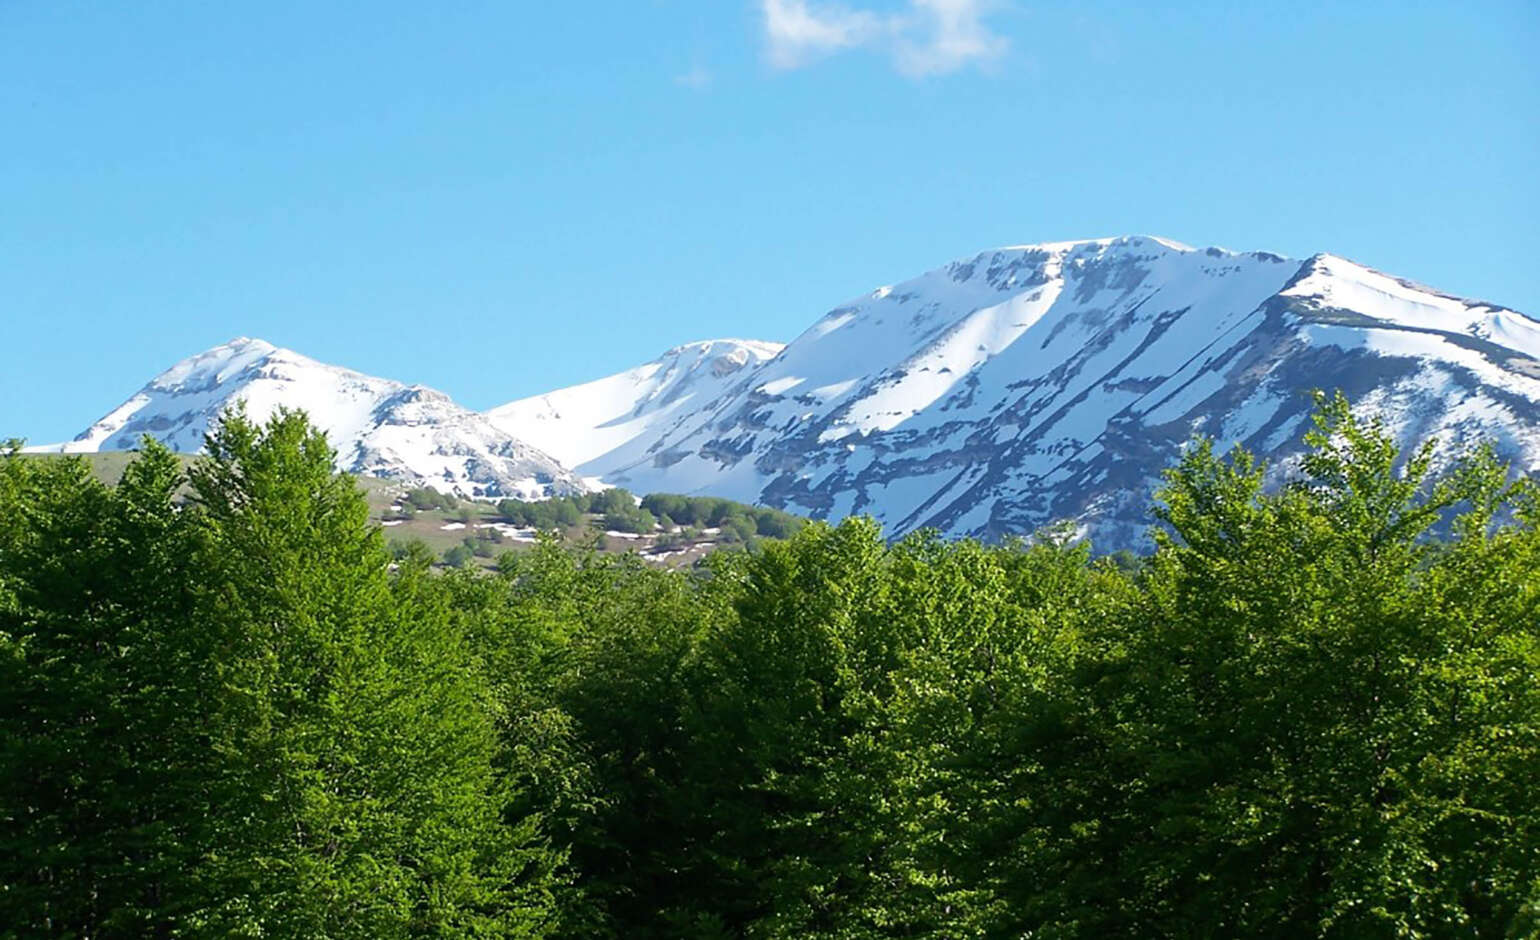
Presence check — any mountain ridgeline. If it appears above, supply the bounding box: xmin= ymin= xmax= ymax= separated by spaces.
xmin=34 ymin=236 xmax=1540 ymax=549
xmin=37 ymin=338 xmax=586 ymax=501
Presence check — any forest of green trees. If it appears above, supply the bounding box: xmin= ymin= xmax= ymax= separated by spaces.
xmin=485 ymin=488 xmax=804 ymax=542
xmin=2 ymin=394 xmax=1536 ymax=937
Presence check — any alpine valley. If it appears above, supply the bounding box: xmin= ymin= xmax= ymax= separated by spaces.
xmin=33 ymin=236 xmax=1540 ymax=551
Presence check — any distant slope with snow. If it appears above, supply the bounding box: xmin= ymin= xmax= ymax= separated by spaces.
xmin=41 ymin=338 xmax=585 ymax=500
xmin=487 ymin=339 xmax=783 ymax=474
xmin=31 ymin=236 xmax=1540 ymax=550
xmin=495 ymin=236 xmax=1540 ymax=550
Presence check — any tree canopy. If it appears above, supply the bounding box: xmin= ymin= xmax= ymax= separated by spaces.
xmin=2 ymin=393 xmax=1535 ymax=937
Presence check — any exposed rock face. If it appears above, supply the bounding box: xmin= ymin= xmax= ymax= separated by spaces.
xmin=39 ymin=237 xmax=1540 ymax=549
xmin=500 ymin=237 xmax=1540 ymax=550
xmin=486 ymin=339 xmax=785 ymax=476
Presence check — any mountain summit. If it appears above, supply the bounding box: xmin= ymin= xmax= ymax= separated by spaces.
xmin=497 ymin=236 xmax=1540 ymax=549
xmin=44 ymin=337 xmax=584 ymax=500
xmin=35 ymin=236 xmax=1540 ymax=549
xmin=487 ymin=339 xmax=784 ymax=472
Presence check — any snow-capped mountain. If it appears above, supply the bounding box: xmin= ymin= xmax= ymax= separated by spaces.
xmin=32 ymin=237 xmax=1540 ymax=550
xmin=41 ymin=338 xmax=585 ymax=500
xmin=499 ymin=236 xmax=1540 ymax=549
xmin=487 ymin=339 xmax=784 ymax=479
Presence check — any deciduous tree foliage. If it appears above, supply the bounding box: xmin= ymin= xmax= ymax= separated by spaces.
xmin=1 ymin=393 xmax=1535 ymax=938
xmin=0 ymin=414 xmax=558 ymax=937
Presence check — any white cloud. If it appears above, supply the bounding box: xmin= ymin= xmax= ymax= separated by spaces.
xmin=763 ymin=0 xmax=884 ymax=69
xmin=893 ymin=0 xmax=1010 ymax=76
xmin=760 ymin=0 xmax=1007 ymax=76
xmin=675 ymin=65 xmax=713 ymax=89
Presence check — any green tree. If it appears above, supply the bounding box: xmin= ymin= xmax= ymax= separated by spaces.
xmin=500 ymin=499 xmax=532 ymax=525
xmin=587 ymin=489 xmax=633 ymax=515
xmin=472 ymin=539 xmax=734 ymax=937
xmin=999 ymin=392 xmax=1540 ymax=937
xmin=140 ymin=410 xmax=558 ymax=935
xmin=4 ymin=394 xmax=1534 ymax=938
xmin=0 ymin=441 xmax=209 ymax=935
xmin=552 ymin=499 xmax=584 ymax=529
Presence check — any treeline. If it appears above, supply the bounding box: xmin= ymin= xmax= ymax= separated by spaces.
xmin=384 ymin=487 xmax=804 ymax=563
xmin=2 ymin=395 xmax=1537 ymax=937
xmin=493 ymin=489 xmax=804 ymax=541
xmin=640 ymin=493 xmax=803 ymax=540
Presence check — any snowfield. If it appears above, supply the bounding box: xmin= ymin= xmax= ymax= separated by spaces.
xmin=34 ymin=236 xmax=1540 ymax=551
xmin=33 ymin=338 xmax=585 ymax=501
xmin=486 ymin=339 xmax=784 ymax=469
xmin=486 ymin=236 xmax=1540 ymax=550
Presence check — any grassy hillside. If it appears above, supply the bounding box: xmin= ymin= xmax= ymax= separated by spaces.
xmin=17 ymin=450 xmax=201 ymax=487
xmin=25 ymin=451 xmax=803 ymax=569
xmin=373 ymin=485 xmax=805 ymax=570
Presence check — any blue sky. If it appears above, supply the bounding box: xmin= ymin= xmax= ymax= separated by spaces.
xmin=3 ymin=1 xmax=1536 ymax=445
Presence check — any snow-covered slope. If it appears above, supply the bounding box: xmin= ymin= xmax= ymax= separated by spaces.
xmin=32 ymin=236 xmax=1540 ymax=548
xmin=487 ymin=339 xmax=783 ymax=478
xmin=496 ymin=236 xmax=1540 ymax=549
xmin=43 ymin=338 xmax=585 ymax=500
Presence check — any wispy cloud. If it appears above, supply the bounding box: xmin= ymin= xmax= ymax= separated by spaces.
xmin=762 ymin=0 xmax=884 ymax=69
xmin=761 ymin=0 xmax=1007 ymax=76
xmin=674 ymin=65 xmax=713 ymax=89
xmin=893 ymin=0 xmax=1010 ymax=76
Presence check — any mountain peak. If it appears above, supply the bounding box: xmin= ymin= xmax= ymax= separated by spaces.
xmin=55 ymin=340 xmax=586 ymax=500
xmin=223 ymin=335 xmax=274 ymax=350
xmin=488 ymin=337 xmax=784 ymax=471
xmin=501 ymin=237 xmax=1539 ymax=550
xmin=145 ymin=337 xmax=296 ymax=395
xmin=36 ymin=236 xmax=1540 ymax=551
xmin=998 ymin=234 xmax=1196 ymax=255
xmin=655 ymin=337 xmax=786 ymax=361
